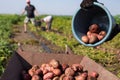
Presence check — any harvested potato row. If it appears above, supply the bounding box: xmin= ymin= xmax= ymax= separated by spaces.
xmin=81 ymin=24 xmax=106 ymax=44
xmin=22 ymin=59 xmax=99 ymax=80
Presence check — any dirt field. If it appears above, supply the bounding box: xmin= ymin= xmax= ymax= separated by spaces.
xmin=12 ymin=25 xmax=65 ymax=54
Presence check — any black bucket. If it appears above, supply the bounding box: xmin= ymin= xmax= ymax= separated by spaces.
xmin=72 ymin=2 xmax=116 ymax=47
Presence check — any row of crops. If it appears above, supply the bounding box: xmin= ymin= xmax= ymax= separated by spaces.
xmin=0 ymin=14 xmax=120 ymax=78
xmin=0 ymin=14 xmax=21 ymax=75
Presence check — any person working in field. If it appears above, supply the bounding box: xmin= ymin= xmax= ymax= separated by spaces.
xmin=41 ymin=15 xmax=53 ymax=32
xmin=21 ymin=0 xmax=39 ymax=33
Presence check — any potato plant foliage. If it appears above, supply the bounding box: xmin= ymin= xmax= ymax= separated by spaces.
xmin=0 ymin=14 xmax=20 ymax=76
xmin=0 ymin=14 xmax=120 ymax=78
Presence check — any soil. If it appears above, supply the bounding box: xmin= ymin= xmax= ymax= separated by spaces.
xmin=12 ymin=25 xmax=65 ymax=54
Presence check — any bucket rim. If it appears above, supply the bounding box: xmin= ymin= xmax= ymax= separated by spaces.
xmin=72 ymin=2 xmax=114 ymax=47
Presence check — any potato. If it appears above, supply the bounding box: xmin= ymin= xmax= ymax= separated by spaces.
xmin=87 ymin=31 xmax=92 ymax=36
xmin=59 ymin=74 xmax=66 ymax=80
xmin=87 ymin=76 xmax=97 ymax=80
xmin=52 ymin=76 xmax=59 ymax=80
xmin=89 ymin=34 xmax=99 ymax=44
xmin=87 ymin=71 xmax=99 ymax=80
xmin=65 ymin=67 xmax=75 ymax=76
xmin=75 ymin=72 xmax=88 ymax=80
xmin=49 ymin=59 xmax=60 ymax=68
xmin=71 ymin=64 xmax=83 ymax=72
xmin=89 ymin=24 xmax=100 ymax=33
xmin=90 ymin=71 xmax=99 ymax=78
xmin=44 ymin=64 xmax=53 ymax=71
xmin=31 ymin=75 xmax=40 ymax=80
xmin=99 ymin=31 xmax=106 ymax=36
xmin=61 ymin=63 xmax=69 ymax=72
xmin=43 ymin=72 xmax=54 ymax=79
xmin=98 ymin=31 xmax=106 ymax=40
xmin=63 ymin=75 xmax=74 ymax=80
xmin=35 ymin=69 xmax=42 ymax=75
xmin=42 ymin=69 xmax=49 ymax=75
xmin=81 ymin=35 xmax=89 ymax=44
xmin=52 ymin=68 xmax=61 ymax=76
xmin=40 ymin=63 xmax=46 ymax=71
xmin=28 ymin=65 xmax=40 ymax=76
xmin=32 ymin=65 xmax=39 ymax=71
xmin=28 ymin=69 xmax=34 ymax=76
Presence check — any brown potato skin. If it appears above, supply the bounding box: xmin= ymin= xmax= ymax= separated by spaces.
xmin=52 ymin=68 xmax=62 ymax=76
xmin=31 ymin=75 xmax=40 ymax=80
xmin=43 ymin=72 xmax=54 ymax=80
xmin=81 ymin=35 xmax=89 ymax=44
xmin=65 ymin=67 xmax=75 ymax=76
xmin=89 ymin=34 xmax=99 ymax=44
xmin=98 ymin=31 xmax=106 ymax=40
xmin=71 ymin=64 xmax=83 ymax=72
xmin=27 ymin=59 xmax=99 ymax=80
xmin=49 ymin=59 xmax=60 ymax=69
xmin=89 ymin=24 xmax=100 ymax=33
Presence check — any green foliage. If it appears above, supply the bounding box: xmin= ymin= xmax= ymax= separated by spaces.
xmin=0 ymin=14 xmax=19 ymax=76
xmin=114 ymin=15 xmax=120 ymax=24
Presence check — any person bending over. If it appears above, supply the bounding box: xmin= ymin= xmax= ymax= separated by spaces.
xmin=41 ymin=16 xmax=53 ymax=32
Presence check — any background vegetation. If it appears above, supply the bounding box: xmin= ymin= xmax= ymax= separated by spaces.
xmin=0 ymin=14 xmax=120 ymax=78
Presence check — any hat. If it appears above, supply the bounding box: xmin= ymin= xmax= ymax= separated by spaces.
xmin=26 ymin=0 xmax=30 ymax=3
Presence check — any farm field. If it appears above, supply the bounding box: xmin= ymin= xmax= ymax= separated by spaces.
xmin=0 ymin=14 xmax=120 ymax=78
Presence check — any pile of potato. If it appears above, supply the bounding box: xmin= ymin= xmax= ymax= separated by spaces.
xmin=21 ymin=59 xmax=99 ymax=80
xmin=81 ymin=24 xmax=106 ymax=44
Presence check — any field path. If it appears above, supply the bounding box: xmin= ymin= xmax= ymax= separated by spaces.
xmin=12 ymin=25 xmax=65 ymax=54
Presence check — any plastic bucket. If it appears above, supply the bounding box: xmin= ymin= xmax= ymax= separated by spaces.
xmin=72 ymin=2 xmax=116 ymax=47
